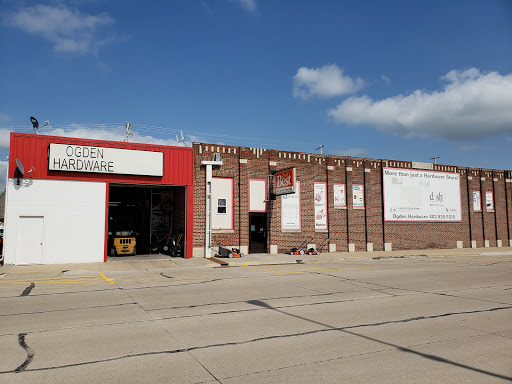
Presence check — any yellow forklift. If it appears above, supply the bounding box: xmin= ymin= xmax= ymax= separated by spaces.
xmin=109 ymin=217 xmax=136 ymax=256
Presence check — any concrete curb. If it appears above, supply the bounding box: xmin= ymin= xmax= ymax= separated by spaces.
xmin=1 ymin=247 xmax=510 ymax=276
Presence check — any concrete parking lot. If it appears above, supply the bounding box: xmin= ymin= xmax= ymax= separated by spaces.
xmin=1 ymin=250 xmax=511 ymax=383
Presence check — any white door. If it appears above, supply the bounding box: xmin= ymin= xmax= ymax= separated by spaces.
xmin=18 ymin=216 xmax=44 ymax=264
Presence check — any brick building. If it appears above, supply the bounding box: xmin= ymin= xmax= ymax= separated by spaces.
xmin=5 ymin=133 xmax=511 ymax=265
xmin=192 ymin=142 xmax=512 ymax=257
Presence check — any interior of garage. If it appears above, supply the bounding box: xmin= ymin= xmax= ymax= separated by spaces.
xmin=108 ymin=184 xmax=186 ymax=257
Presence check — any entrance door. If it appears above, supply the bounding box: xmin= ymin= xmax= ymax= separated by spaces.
xmin=249 ymin=213 xmax=267 ymax=253
xmin=18 ymin=216 xmax=44 ymax=264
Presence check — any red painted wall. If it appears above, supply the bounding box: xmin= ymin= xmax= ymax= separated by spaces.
xmin=9 ymin=133 xmax=193 ymax=186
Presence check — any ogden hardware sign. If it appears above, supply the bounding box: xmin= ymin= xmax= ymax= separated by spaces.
xmin=275 ymin=167 xmax=296 ymax=195
xmin=48 ymin=143 xmax=164 ymax=176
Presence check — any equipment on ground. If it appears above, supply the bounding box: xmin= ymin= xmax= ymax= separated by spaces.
xmin=306 ymin=248 xmax=319 ymax=255
xmin=161 ymin=229 xmax=184 ymax=257
xmin=214 ymin=239 xmax=244 ymax=258
xmin=109 ymin=217 xmax=136 ymax=256
xmin=308 ymin=237 xmax=330 ymax=255
xmin=286 ymin=238 xmax=310 ymax=255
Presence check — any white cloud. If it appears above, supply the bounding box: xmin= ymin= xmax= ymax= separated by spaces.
xmin=459 ymin=144 xmax=481 ymax=151
xmin=333 ymin=147 xmax=368 ymax=157
xmin=0 ymin=161 xmax=7 ymax=190
xmin=233 ymin=0 xmax=257 ymax=13
xmin=328 ymin=68 xmax=512 ymax=140
xmin=0 ymin=129 xmax=12 ymax=149
xmin=41 ymin=126 xmax=188 ymax=147
xmin=0 ymin=113 xmax=11 ymax=123
xmin=293 ymin=64 xmax=364 ymax=99
xmin=5 ymin=5 xmax=115 ymax=55
xmin=380 ymin=75 xmax=391 ymax=85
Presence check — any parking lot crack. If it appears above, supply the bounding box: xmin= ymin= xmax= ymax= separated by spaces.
xmin=14 ymin=333 xmax=34 ymax=373
xmin=20 ymin=283 xmax=35 ymax=297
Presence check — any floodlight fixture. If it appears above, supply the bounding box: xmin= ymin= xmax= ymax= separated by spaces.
xmin=176 ymin=130 xmax=187 ymax=146
xmin=124 ymin=122 xmax=133 ymax=142
xmin=30 ymin=116 xmax=49 ymax=134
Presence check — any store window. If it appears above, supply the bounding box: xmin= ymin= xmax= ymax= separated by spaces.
xmin=217 ymin=198 xmax=227 ymax=214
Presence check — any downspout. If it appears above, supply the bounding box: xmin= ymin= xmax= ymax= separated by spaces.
xmin=480 ymin=169 xmax=486 ymax=247
xmin=381 ymin=160 xmax=386 ymax=250
xmin=492 ymin=172 xmax=499 ymax=246
xmin=201 ymin=157 xmax=223 ymax=258
xmin=239 ymin=147 xmax=242 ymax=252
xmin=363 ymin=159 xmax=368 ymax=248
xmin=465 ymin=168 xmax=473 ymax=247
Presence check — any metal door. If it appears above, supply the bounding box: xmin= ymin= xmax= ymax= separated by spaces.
xmin=249 ymin=213 xmax=267 ymax=253
xmin=17 ymin=216 xmax=44 ymax=264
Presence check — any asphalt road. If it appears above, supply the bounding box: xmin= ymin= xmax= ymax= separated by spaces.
xmin=1 ymin=253 xmax=511 ymax=383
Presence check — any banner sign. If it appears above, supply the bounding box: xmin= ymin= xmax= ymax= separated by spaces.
xmin=314 ymin=182 xmax=328 ymax=230
xmin=352 ymin=184 xmax=364 ymax=207
xmin=383 ymin=167 xmax=461 ymax=222
xmin=281 ymin=181 xmax=301 ymax=230
xmin=49 ymin=143 xmax=163 ymax=176
xmin=333 ymin=184 xmax=346 ymax=207
xmin=472 ymin=191 xmax=481 ymax=211
xmin=485 ymin=191 xmax=494 ymax=211
xmin=275 ymin=167 xmax=296 ymax=195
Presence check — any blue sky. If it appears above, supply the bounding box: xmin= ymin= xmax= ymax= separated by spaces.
xmin=1 ymin=0 xmax=511 ymax=188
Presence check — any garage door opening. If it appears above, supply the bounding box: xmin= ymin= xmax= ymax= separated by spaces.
xmin=108 ymin=184 xmax=186 ymax=258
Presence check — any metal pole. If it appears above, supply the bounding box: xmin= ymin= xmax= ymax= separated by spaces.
xmin=205 ymin=164 xmax=212 ymax=258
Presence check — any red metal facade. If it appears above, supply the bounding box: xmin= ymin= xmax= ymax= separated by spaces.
xmin=10 ymin=133 xmax=194 ymax=259
xmin=9 ymin=133 xmax=194 ymax=186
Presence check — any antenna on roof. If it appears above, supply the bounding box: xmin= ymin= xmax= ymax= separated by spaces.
xmin=124 ymin=122 xmax=133 ymax=142
xmin=176 ymin=130 xmax=187 ymax=146
xmin=429 ymin=156 xmax=440 ymax=164
xmin=316 ymin=145 xmax=324 ymax=155
xmin=30 ymin=116 xmax=49 ymax=134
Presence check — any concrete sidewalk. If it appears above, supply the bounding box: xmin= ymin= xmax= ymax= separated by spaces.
xmin=220 ymin=246 xmax=512 ymax=267
xmin=1 ymin=247 xmax=511 ymax=276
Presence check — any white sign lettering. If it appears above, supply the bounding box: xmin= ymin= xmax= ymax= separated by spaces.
xmin=49 ymin=143 xmax=163 ymax=176
xmin=275 ymin=167 xmax=296 ymax=195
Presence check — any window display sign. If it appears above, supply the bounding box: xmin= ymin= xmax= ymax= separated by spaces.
xmin=352 ymin=185 xmax=364 ymax=207
xmin=486 ymin=191 xmax=494 ymax=211
xmin=314 ymin=182 xmax=328 ymax=230
xmin=333 ymin=184 xmax=346 ymax=207
xmin=275 ymin=167 xmax=296 ymax=195
xmin=472 ymin=191 xmax=481 ymax=211
xmin=281 ymin=182 xmax=301 ymax=230
xmin=383 ymin=168 xmax=461 ymax=222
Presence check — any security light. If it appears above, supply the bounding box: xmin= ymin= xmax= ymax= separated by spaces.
xmin=30 ymin=116 xmax=49 ymax=134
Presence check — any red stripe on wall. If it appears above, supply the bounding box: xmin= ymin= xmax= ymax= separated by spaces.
xmin=104 ymin=182 xmax=109 ymax=262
